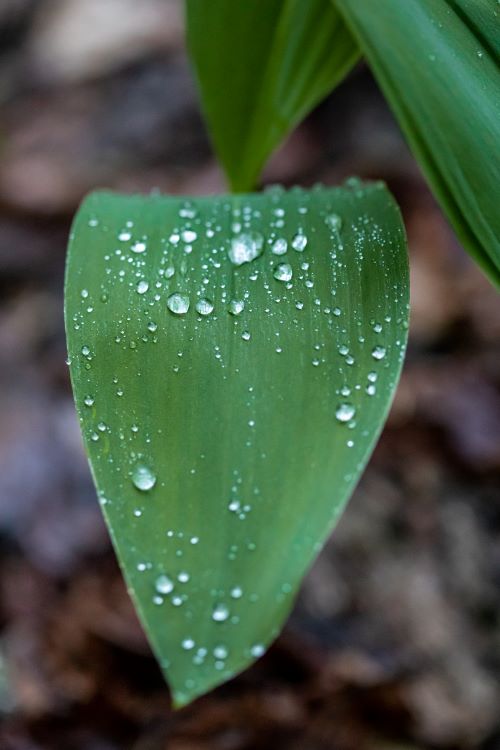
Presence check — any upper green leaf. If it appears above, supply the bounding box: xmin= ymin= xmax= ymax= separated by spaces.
xmin=186 ymin=0 xmax=359 ymax=192
xmin=65 ymin=182 xmax=408 ymax=707
xmin=335 ymin=0 xmax=500 ymax=287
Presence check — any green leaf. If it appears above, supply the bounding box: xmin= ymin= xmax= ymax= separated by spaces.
xmin=335 ymin=0 xmax=500 ymax=287
xmin=65 ymin=182 xmax=409 ymax=707
xmin=186 ymin=0 xmax=359 ymax=192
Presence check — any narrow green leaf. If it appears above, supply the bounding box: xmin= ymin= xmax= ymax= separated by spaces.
xmin=186 ymin=0 xmax=359 ymax=192
xmin=335 ymin=0 xmax=500 ymax=286
xmin=65 ymin=182 xmax=408 ymax=707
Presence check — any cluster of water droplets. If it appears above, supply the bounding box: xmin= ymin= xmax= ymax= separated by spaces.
xmin=72 ymin=183 xmax=409 ymax=695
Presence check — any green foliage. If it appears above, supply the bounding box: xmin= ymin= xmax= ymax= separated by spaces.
xmin=186 ymin=0 xmax=358 ymax=192
xmin=186 ymin=0 xmax=500 ymax=286
xmin=65 ymin=184 xmax=409 ymax=706
xmin=336 ymin=0 xmax=500 ymax=285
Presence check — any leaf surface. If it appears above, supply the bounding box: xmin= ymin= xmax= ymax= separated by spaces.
xmin=186 ymin=0 xmax=359 ymax=191
xmin=335 ymin=0 xmax=500 ymax=286
xmin=65 ymin=183 xmax=408 ymax=706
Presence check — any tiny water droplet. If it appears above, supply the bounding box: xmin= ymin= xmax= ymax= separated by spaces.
xmin=132 ymin=464 xmax=156 ymax=491
xmin=230 ymin=586 xmax=243 ymax=599
xmin=195 ymin=298 xmax=214 ymax=316
xmin=131 ymin=241 xmax=146 ymax=254
xmin=335 ymin=403 xmax=356 ymax=423
xmin=182 ymin=638 xmax=195 ymax=650
xmin=250 ymin=644 xmax=265 ymax=658
xmin=155 ymin=575 xmax=174 ymax=595
xmin=214 ymin=645 xmax=228 ymax=659
xmin=273 ymin=263 xmax=293 ymax=282
xmin=212 ymin=603 xmax=229 ymax=622
xmin=118 ymin=231 xmax=132 ymax=242
xmin=372 ymin=345 xmax=387 ymax=360
xmin=81 ymin=345 xmax=91 ymax=356
xmin=136 ymin=280 xmax=149 ymax=294
xmin=84 ymin=395 xmax=94 ymax=407
xmin=241 ymin=331 xmax=251 ymax=341
xmin=181 ymin=230 xmax=197 ymax=243
xmin=167 ymin=293 xmax=190 ymax=315
xmin=325 ymin=213 xmax=343 ymax=231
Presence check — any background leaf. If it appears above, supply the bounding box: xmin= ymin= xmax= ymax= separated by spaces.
xmin=65 ymin=182 xmax=408 ymax=706
xmin=186 ymin=0 xmax=359 ymax=192
xmin=335 ymin=0 xmax=500 ymax=287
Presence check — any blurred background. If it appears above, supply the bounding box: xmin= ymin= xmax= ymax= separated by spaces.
xmin=0 ymin=1 xmax=499 ymax=748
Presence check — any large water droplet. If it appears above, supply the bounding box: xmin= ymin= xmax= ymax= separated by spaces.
xmin=131 ymin=241 xmax=146 ymax=254
xmin=229 ymin=232 xmax=264 ymax=266
xmin=132 ymin=464 xmax=157 ymax=491
xmin=273 ymin=263 xmax=293 ymax=282
xmin=167 ymin=293 xmax=190 ymax=315
xmin=195 ymin=298 xmax=214 ymax=316
xmin=335 ymin=403 xmax=356 ymax=423
xmin=271 ymin=238 xmax=288 ymax=256
xmin=228 ymin=299 xmax=245 ymax=316
xmin=291 ymin=232 xmax=308 ymax=252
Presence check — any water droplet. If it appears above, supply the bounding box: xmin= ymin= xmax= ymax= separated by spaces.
xmin=214 ymin=645 xmax=228 ymax=659
xmin=230 ymin=586 xmax=243 ymax=599
xmin=241 ymin=331 xmax=251 ymax=341
xmin=195 ymin=298 xmax=214 ymax=316
xmin=368 ymin=371 xmax=378 ymax=382
xmin=181 ymin=230 xmax=197 ymax=243
xmin=132 ymin=464 xmax=156 ymax=491
xmin=250 ymin=644 xmax=265 ymax=658
xmin=271 ymin=238 xmax=288 ymax=255
xmin=228 ymin=299 xmax=245 ymax=316
xmin=131 ymin=241 xmax=146 ymax=254
xmin=273 ymin=263 xmax=293 ymax=282
xmin=136 ymin=280 xmax=149 ymax=294
xmin=84 ymin=395 xmax=94 ymax=407
xmin=335 ymin=403 xmax=356 ymax=423
xmin=167 ymin=293 xmax=190 ymax=315
xmin=80 ymin=289 xmax=89 ymax=299
xmin=229 ymin=232 xmax=264 ymax=265
xmin=182 ymin=638 xmax=195 ymax=651
xmin=372 ymin=345 xmax=387 ymax=360
xmin=178 ymin=571 xmax=190 ymax=583
xmin=325 ymin=213 xmax=343 ymax=231
xmin=81 ymin=345 xmax=91 ymax=356
xmin=212 ymin=603 xmax=229 ymax=622
xmin=118 ymin=231 xmax=132 ymax=242
xmin=155 ymin=574 xmax=174 ymax=595
xmin=291 ymin=232 xmax=308 ymax=252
